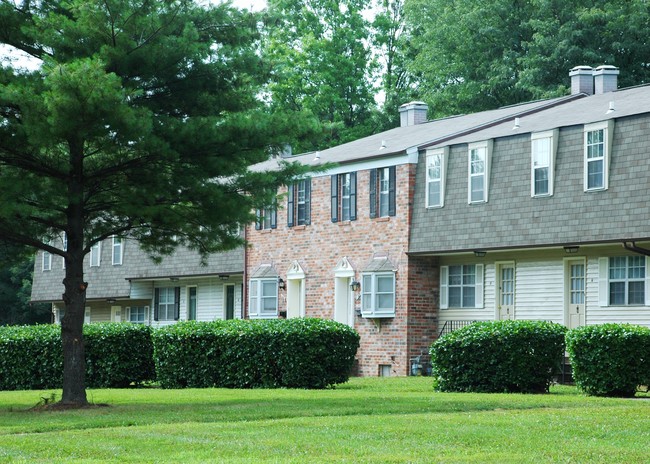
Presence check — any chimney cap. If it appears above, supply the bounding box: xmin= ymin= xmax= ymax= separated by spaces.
xmin=399 ymin=101 xmax=428 ymax=110
xmin=593 ymin=65 xmax=620 ymax=75
xmin=569 ymin=65 xmax=594 ymax=76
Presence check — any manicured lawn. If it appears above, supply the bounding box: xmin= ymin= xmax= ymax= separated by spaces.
xmin=1 ymin=378 xmax=649 ymax=463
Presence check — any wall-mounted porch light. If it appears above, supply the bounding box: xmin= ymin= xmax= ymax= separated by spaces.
xmin=278 ymin=277 xmax=286 ymax=290
xmin=106 ymin=298 xmax=116 ymax=304
xmin=218 ymin=274 xmax=229 ymax=281
xmin=350 ymin=280 xmax=361 ymax=292
xmin=474 ymin=250 xmax=487 ymax=258
xmin=564 ymin=246 xmax=580 ymax=254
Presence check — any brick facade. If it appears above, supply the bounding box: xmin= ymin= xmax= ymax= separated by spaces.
xmin=245 ymin=162 xmax=439 ymax=376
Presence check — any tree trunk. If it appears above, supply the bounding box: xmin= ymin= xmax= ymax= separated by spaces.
xmin=60 ymin=261 xmax=88 ymax=406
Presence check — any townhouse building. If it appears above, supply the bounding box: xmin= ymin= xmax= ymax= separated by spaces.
xmin=32 ymin=65 xmax=650 ymax=377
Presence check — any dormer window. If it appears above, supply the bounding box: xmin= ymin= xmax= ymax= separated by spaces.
xmin=584 ymin=120 xmax=614 ymax=192
xmin=531 ymin=130 xmax=558 ymax=197
xmin=468 ymin=141 xmax=492 ymax=204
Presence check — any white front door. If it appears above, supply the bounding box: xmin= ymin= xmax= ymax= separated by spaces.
xmin=566 ymin=259 xmax=586 ymax=329
xmin=334 ymin=277 xmax=353 ymax=326
xmin=286 ymin=278 xmax=304 ymax=318
xmin=497 ymin=263 xmax=515 ymax=320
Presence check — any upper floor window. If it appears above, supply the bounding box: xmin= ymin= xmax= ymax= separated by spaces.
xmin=154 ymin=287 xmax=180 ymax=321
xmin=42 ymin=250 xmax=52 ymax=271
xmin=287 ymin=179 xmax=311 ymax=227
xmin=89 ymin=242 xmax=101 ymax=267
xmin=584 ymin=120 xmax=614 ymax=191
xmin=468 ymin=141 xmax=492 ymax=204
xmin=608 ymin=256 xmax=645 ymax=305
xmin=369 ymin=166 xmax=396 ymax=218
xmin=361 ymin=272 xmax=396 ymax=318
xmin=248 ymin=278 xmax=278 ymax=319
xmin=440 ymin=264 xmax=484 ymax=309
xmin=531 ymin=130 xmax=558 ymax=197
xmin=255 ymin=205 xmax=277 ymax=230
xmin=112 ymin=236 xmax=123 ymax=265
xmin=331 ymin=172 xmax=357 ymax=222
xmin=426 ymin=148 xmax=448 ymax=208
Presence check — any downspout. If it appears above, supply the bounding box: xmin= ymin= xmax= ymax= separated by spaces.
xmin=622 ymin=241 xmax=650 ymax=257
xmin=242 ymin=224 xmax=248 ymax=319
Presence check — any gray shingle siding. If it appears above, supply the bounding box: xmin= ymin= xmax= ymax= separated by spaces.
xmin=31 ymin=238 xmax=243 ymax=303
xmin=409 ymin=113 xmax=650 ymax=254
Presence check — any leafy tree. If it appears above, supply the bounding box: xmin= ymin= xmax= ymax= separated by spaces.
xmin=0 ymin=242 xmax=51 ymax=325
xmin=263 ymin=0 xmax=378 ymax=151
xmin=405 ymin=0 xmax=650 ymax=118
xmin=371 ymin=0 xmax=420 ymax=130
xmin=0 ymin=0 xmax=307 ymax=407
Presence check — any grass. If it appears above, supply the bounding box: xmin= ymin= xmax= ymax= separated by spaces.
xmin=0 ymin=377 xmax=649 ymax=463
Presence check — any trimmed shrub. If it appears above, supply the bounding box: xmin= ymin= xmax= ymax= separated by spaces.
xmin=84 ymin=323 xmax=156 ymax=388
xmin=0 ymin=324 xmax=62 ymax=390
xmin=152 ymin=318 xmax=360 ymax=389
xmin=430 ymin=320 xmax=566 ymax=393
xmin=566 ymin=323 xmax=650 ymax=397
xmin=0 ymin=323 xmax=155 ymax=390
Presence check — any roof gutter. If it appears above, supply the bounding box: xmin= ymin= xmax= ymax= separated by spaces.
xmin=622 ymin=241 xmax=650 ymax=257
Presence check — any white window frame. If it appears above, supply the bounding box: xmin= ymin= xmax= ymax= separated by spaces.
xmin=598 ymin=256 xmax=650 ymax=307
xmin=62 ymin=233 xmax=67 ymax=269
xmin=426 ymin=147 xmax=448 ymax=208
xmin=467 ymin=140 xmax=492 ymax=204
xmin=157 ymin=287 xmax=177 ymax=321
xmin=89 ymin=242 xmax=101 ymax=267
xmin=531 ymin=129 xmax=558 ymax=197
xmin=440 ymin=264 xmax=484 ymax=309
xmin=127 ymin=305 xmax=149 ymax=324
xmin=112 ymin=236 xmax=123 ymax=265
xmin=378 ymin=168 xmax=391 ymax=217
xmin=360 ymin=272 xmax=396 ymax=318
xmin=248 ymin=278 xmax=278 ymax=319
xmin=584 ymin=120 xmax=614 ymax=192
xmin=42 ymin=250 xmax=52 ymax=271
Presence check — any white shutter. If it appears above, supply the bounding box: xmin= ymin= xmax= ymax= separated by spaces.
xmin=84 ymin=307 xmax=91 ymax=324
xmin=248 ymin=280 xmax=259 ymax=318
xmin=440 ymin=266 xmax=449 ymax=309
xmin=125 ymin=307 xmax=131 ymax=322
xmin=598 ymin=257 xmax=609 ymax=307
xmin=645 ymin=257 xmax=650 ymax=306
xmin=144 ymin=306 xmax=150 ymax=324
xmin=475 ymin=264 xmax=484 ymax=309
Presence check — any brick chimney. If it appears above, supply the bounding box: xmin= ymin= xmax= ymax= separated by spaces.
xmin=399 ymin=101 xmax=428 ymax=127
xmin=594 ymin=65 xmax=619 ymax=94
xmin=569 ymin=66 xmax=594 ymax=95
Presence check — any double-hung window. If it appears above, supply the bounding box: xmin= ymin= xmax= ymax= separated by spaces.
xmin=287 ymin=179 xmax=311 ymax=227
xmin=606 ymin=257 xmax=646 ymax=305
xmin=361 ymin=272 xmax=396 ymax=318
xmin=331 ymin=172 xmax=357 ymax=222
xmin=89 ymin=242 xmax=101 ymax=267
xmin=369 ymin=166 xmax=396 ymax=218
xmin=440 ymin=264 xmax=484 ymax=309
xmin=128 ymin=306 xmax=148 ymax=324
xmin=112 ymin=236 xmax=123 ymax=265
xmin=584 ymin=121 xmax=614 ymax=191
xmin=249 ymin=278 xmax=279 ymax=318
xmin=154 ymin=287 xmax=180 ymax=321
xmin=531 ymin=130 xmax=558 ymax=197
xmin=468 ymin=141 xmax=492 ymax=204
xmin=255 ymin=205 xmax=277 ymax=230
xmin=42 ymin=250 xmax=52 ymax=271
xmin=426 ymin=148 xmax=448 ymax=208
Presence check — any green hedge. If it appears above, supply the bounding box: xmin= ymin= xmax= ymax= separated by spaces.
xmin=566 ymin=324 xmax=650 ymax=397
xmin=430 ymin=320 xmax=567 ymax=393
xmin=152 ymin=319 xmax=360 ymax=389
xmin=0 ymin=323 xmax=155 ymax=390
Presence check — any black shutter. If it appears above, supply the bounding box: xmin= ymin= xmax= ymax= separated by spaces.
xmin=153 ymin=288 xmax=160 ymax=321
xmin=369 ymin=169 xmax=377 ymax=219
xmin=270 ymin=201 xmax=277 ymax=229
xmin=304 ymin=178 xmax=311 ymax=225
xmin=174 ymin=287 xmax=180 ymax=320
xmin=350 ymin=172 xmax=357 ymax=221
xmin=388 ymin=166 xmax=396 ymax=217
xmin=331 ymin=174 xmax=338 ymax=223
xmin=287 ymin=184 xmax=295 ymax=227
xmin=255 ymin=209 xmax=261 ymax=230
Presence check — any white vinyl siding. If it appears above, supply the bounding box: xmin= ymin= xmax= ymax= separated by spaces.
xmin=531 ymin=129 xmax=558 ymax=197
xmin=426 ymin=147 xmax=448 ymax=208
xmin=584 ymin=120 xmax=614 ymax=192
xmin=467 ymin=141 xmax=492 ymax=204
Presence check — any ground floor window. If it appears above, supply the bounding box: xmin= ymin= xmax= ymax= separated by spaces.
xmin=154 ymin=287 xmax=180 ymax=321
xmin=249 ymin=278 xmax=278 ymax=318
xmin=361 ymin=272 xmax=395 ymax=318
xmin=440 ymin=264 xmax=484 ymax=309
xmin=609 ymin=256 xmax=645 ymax=305
xmin=129 ymin=306 xmax=148 ymax=323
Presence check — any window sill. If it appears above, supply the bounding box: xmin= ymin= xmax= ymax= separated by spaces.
xmin=373 ymin=217 xmax=390 ymax=223
xmin=258 ymin=229 xmax=272 ymax=234
xmin=291 ymin=225 xmax=307 ymax=231
xmin=337 ymin=221 xmax=352 ymax=227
